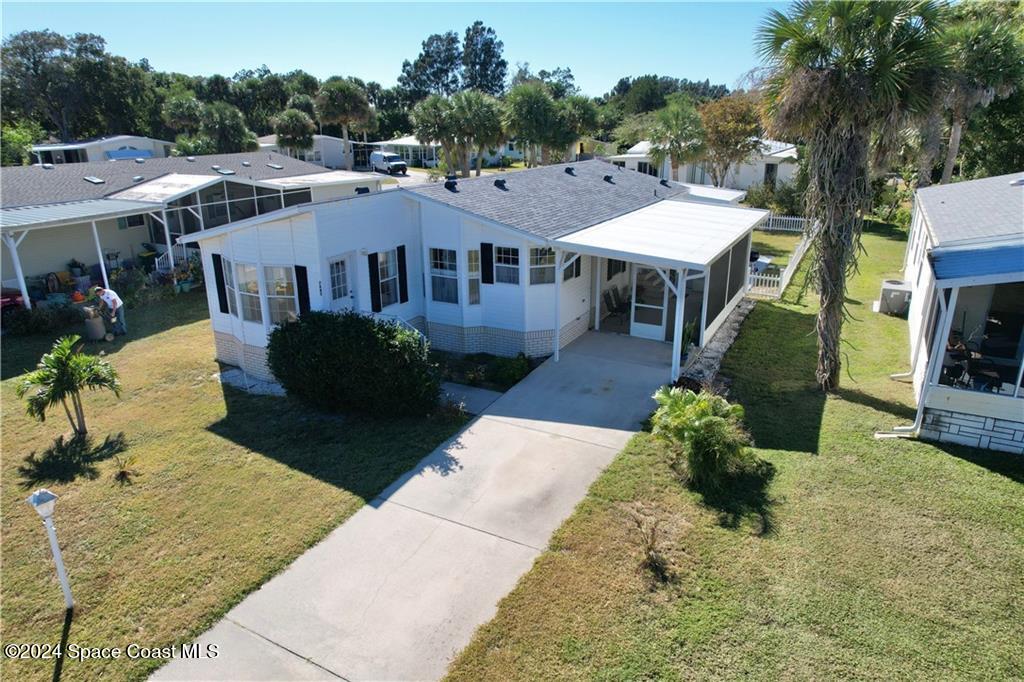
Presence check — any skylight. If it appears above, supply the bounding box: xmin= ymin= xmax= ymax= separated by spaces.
xmin=216 ymin=168 xmax=236 ymax=176
xmin=84 ymin=176 xmax=106 ymax=185
xmin=241 ymin=161 xmax=251 ymax=167
xmin=267 ymin=163 xmax=283 ymax=170
xmin=186 ymin=156 xmax=196 ymax=162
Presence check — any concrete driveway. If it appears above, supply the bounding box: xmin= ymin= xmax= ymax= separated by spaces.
xmin=153 ymin=333 xmax=670 ymax=681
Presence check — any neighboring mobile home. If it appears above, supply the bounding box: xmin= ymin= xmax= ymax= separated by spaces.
xmin=371 ymin=135 xmax=527 ymax=169
xmin=181 ymin=160 xmax=767 ymax=383
xmin=258 ymin=134 xmax=349 ymax=169
xmin=608 ymin=138 xmax=799 ymax=189
xmin=0 ymin=153 xmax=391 ymax=306
xmin=31 ymin=135 xmax=174 ymax=164
xmin=900 ymin=173 xmax=1024 ymax=454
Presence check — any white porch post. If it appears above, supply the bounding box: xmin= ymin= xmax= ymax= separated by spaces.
xmin=162 ymin=209 xmax=174 ymax=269
xmin=698 ymin=271 xmax=710 ymax=347
xmin=926 ymin=287 xmax=959 ymax=388
xmin=2 ymin=231 xmax=32 ymax=309
xmin=553 ymin=248 xmax=563 ymax=362
xmin=671 ymin=268 xmax=687 ymax=381
xmin=593 ymin=256 xmax=602 ymax=331
xmin=91 ymin=220 xmax=109 ymax=289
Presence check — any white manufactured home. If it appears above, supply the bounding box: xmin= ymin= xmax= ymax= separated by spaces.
xmin=899 ymin=173 xmax=1024 ymax=454
xmin=258 ymin=134 xmax=349 ymax=169
xmin=31 ymin=135 xmax=173 ymax=164
xmin=181 ymin=160 xmax=767 ymax=383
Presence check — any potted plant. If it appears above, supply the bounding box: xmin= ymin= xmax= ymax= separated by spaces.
xmin=67 ymin=258 xmax=86 ymax=277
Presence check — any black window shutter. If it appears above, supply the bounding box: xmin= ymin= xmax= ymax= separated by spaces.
xmin=574 ymin=258 xmax=582 ymax=278
xmin=606 ymin=259 xmax=613 ymax=281
xmin=367 ymin=252 xmax=382 ymax=312
xmin=211 ymin=253 xmax=229 ymax=314
xmin=481 ymin=242 xmax=494 ymax=284
xmin=295 ymin=265 xmax=310 ymax=315
xmin=397 ymin=245 xmax=409 ymax=304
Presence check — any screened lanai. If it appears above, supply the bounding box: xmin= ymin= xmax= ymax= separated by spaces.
xmin=552 ymin=199 xmax=769 ymax=379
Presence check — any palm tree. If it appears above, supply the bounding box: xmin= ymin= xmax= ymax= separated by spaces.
xmin=937 ymin=16 xmax=1023 ymax=184
xmin=551 ymin=95 xmax=599 ymax=163
xmin=758 ymin=1 xmax=944 ymax=391
xmin=503 ymin=82 xmax=556 ymax=167
xmin=411 ymin=94 xmax=458 ymax=174
xmin=451 ymin=90 xmax=504 ymax=177
xmin=272 ymin=108 xmax=316 ymax=158
xmin=647 ymin=93 xmax=706 ymax=182
xmin=16 ymin=335 xmax=121 ymax=437
xmin=316 ymin=79 xmax=371 ymax=170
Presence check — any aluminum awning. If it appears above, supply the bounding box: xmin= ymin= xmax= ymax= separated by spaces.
xmin=0 ymin=198 xmax=161 ymax=232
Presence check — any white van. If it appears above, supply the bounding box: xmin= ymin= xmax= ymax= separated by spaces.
xmin=370 ymin=151 xmax=408 ymax=175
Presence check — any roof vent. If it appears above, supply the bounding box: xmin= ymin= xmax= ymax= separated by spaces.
xmin=134 ymin=157 xmax=145 ymax=164
xmin=211 ymin=165 xmax=220 ymax=170
xmin=659 ymin=179 xmax=670 ymax=187
xmin=493 ymin=178 xmax=507 ymax=190
xmin=41 ymin=163 xmax=55 ymax=170
xmin=603 ymin=175 xmax=614 ymax=183
xmin=267 ymin=162 xmax=284 ymax=170
xmin=186 ymin=156 xmax=196 ymax=162
xmin=242 ymin=160 xmax=251 ymax=167
xmin=216 ymin=168 xmax=235 ymax=176
xmin=444 ymin=179 xmax=458 ymax=192
xmin=564 ymin=167 xmax=575 ymax=175
xmin=355 ymin=186 xmax=370 ymax=194
xmin=1011 ymin=177 xmax=1024 ymax=186
xmin=84 ymin=176 xmax=105 ymax=185
xmin=132 ymin=175 xmax=144 ymax=182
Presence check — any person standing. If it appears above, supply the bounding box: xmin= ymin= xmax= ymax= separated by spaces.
xmin=91 ymin=286 xmax=127 ymax=336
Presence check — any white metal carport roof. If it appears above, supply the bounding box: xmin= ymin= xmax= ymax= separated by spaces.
xmin=0 ymin=198 xmax=161 ymax=232
xmin=553 ymin=199 xmax=768 ymax=270
xmin=262 ymin=170 xmax=398 ymax=188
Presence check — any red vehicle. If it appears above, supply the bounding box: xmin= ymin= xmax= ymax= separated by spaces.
xmin=1 ymin=287 xmax=26 ymax=324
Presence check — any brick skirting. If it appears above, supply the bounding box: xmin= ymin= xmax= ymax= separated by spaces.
xmin=920 ymin=408 xmax=1024 ymax=455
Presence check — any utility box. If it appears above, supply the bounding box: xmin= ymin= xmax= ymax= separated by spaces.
xmin=878 ymin=279 xmax=912 ymax=317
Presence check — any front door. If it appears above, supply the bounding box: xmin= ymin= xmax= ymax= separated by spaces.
xmin=630 ymin=266 xmax=667 ymax=340
xmin=326 ymin=253 xmax=356 ymax=312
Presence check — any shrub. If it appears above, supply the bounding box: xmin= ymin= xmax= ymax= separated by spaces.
xmin=651 ymin=386 xmax=753 ymax=491
xmin=628 ymin=503 xmax=671 ymax=584
xmin=488 ymin=353 xmax=530 ymax=389
xmin=1 ymin=304 xmax=84 ymax=336
xmin=267 ymin=310 xmax=440 ymax=416
xmin=744 ymin=180 xmax=804 ymax=217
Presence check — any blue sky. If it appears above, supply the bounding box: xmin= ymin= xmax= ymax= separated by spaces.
xmin=2 ymin=2 xmax=786 ymax=96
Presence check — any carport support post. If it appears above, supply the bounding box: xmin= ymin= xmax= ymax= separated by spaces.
xmin=553 ymin=248 xmax=563 ymax=362
xmin=161 ymin=209 xmax=174 ymax=270
xmin=2 ymin=231 xmax=32 ymax=309
xmin=671 ymin=268 xmax=687 ymax=381
xmin=699 ymin=271 xmax=710 ymax=348
xmin=91 ymin=221 xmax=109 ymax=289
xmin=592 ymin=256 xmax=601 ymax=331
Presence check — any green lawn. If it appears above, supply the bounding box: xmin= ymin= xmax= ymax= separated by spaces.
xmin=752 ymin=230 xmax=803 ymax=270
xmin=446 ymin=221 xmax=1024 ymax=680
xmin=1 ymin=291 xmax=464 ymax=681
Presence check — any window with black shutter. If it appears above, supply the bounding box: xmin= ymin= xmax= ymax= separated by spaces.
xmin=211 ymin=253 xmax=230 ymax=314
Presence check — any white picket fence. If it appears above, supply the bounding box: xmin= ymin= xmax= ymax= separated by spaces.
xmin=748 ymin=216 xmax=818 ymax=299
xmin=760 ymin=214 xmax=809 ymax=233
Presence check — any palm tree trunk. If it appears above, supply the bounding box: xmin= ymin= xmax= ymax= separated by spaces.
xmin=61 ymin=397 xmax=77 ymax=434
xmin=671 ymin=158 xmax=679 ymax=182
xmin=815 ymin=241 xmax=846 ymax=392
xmin=940 ymin=118 xmax=964 ymax=185
xmin=342 ymin=123 xmax=352 ymax=171
xmin=475 ymin=146 xmax=484 ymax=177
xmin=541 ymin=146 xmax=550 ymax=166
xmin=461 ymin=146 xmax=471 ymax=178
xmin=71 ymin=391 xmax=87 ymax=436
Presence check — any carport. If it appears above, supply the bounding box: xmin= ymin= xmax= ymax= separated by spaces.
xmin=550 ymin=199 xmax=769 ymax=380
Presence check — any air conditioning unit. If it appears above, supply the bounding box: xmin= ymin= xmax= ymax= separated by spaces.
xmin=878 ymin=279 xmax=912 ymax=316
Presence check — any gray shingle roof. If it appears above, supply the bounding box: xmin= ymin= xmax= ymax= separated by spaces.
xmin=916 ymin=173 xmax=1024 ymax=247
xmin=1 ymin=152 xmax=330 ymax=208
xmin=407 ymin=159 xmax=689 ymax=239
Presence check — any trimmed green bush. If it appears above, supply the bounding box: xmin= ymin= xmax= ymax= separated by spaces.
xmin=488 ymin=353 xmax=530 ymax=389
xmin=266 ymin=311 xmax=440 ymax=416
xmin=651 ymin=386 xmax=753 ymax=491
xmin=1 ymin=303 xmax=84 ymax=336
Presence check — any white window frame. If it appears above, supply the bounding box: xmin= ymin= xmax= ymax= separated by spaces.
xmin=494 ymin=246 xmax=520 ymax=285
xmin=529 ymin=247 xmax=556 ymax=285
xmin=329 ymin=258 xmax=349 ymax=300
xmin=378 ymin=249 xmax=400 ymax=308
xmin=263 ymin=264 xmax=299 ymax=325
xmin=429 ymin=247 xmax=459 ymax=304
xmin=467 ymin=249 xmax=481 ymax=305
xmin=234 ymin=261 xmax=263 ymax=324
xmin=223 ymin=256 xmax=238 ymax=317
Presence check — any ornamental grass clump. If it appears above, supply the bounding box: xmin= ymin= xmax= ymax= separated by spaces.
xmin=651 ymin=386 xmax=753 ymax=491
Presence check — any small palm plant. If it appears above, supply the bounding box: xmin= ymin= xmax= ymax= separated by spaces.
xmin=16 ymin=335 xmax=121 ymax=438
xmin=651 ymin=386 xmax=751 ymax=491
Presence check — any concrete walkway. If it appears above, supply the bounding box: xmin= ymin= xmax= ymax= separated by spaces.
xmin=154 ymin=333 xmax=670 ymax=682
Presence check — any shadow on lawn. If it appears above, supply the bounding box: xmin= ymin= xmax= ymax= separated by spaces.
xmin=834 ymin=387 xmax=918 ymax=421
xmin=724 ymin=304 xmax=825 ymax=454
xmin=698 ymin=459 xmax=778 ymax=536
xmin=1 ymin=290 xmax=210 ymax=380
xmin=934 ymin=440 xmax=1024 ymax=485
xmin=207 ymin=381 xmax=464 ymax=504
xmin=18 ymin=432 xmax=127 ymax=488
